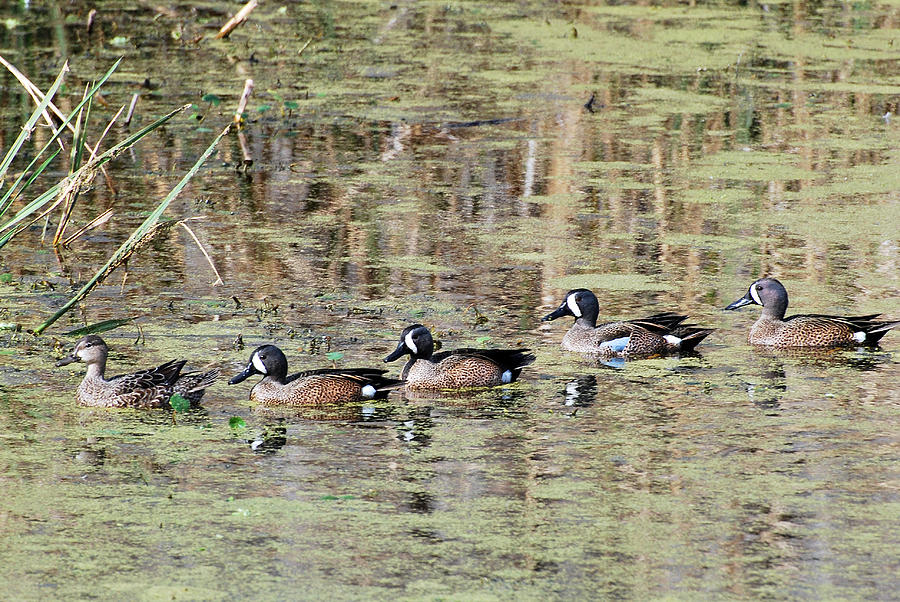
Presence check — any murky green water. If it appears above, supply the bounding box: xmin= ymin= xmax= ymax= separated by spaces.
xmin=1 ymin=1 xmax=898 ymax=599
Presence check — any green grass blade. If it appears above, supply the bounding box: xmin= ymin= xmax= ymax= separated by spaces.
xmin=33 ymin=123 xmax=232 ymax=335
xmin=54 ymin=88 xmax=94 ymax=245
xmin=0 ymin=60 xmax=68 ymax=182
xmin=0 ymin=185 xmax=61 ymax=247
xmin=0 ymin=58 xmax=122 ymax=224
xmin=0 ymin=148 xmax=60 ymax=220
xmin=0 ymin=103 xmax=190 ymax=247
xmin=64 ymin=317 xmax=136 ymax=336
xmin=70 ymin=86 xmax=92 ymax=172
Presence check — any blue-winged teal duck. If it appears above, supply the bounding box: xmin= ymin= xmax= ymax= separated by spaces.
xmin=725 ymin=277 xmax=899 ymax=347
xmin=229 ymin=344 xmax=403 ymax=405
xmin=542 ymin=288 xmax=714 ymax=356
xmin=56 ymin=335 xmax=219 ymax=408
xmin=383 ymin=324 xmax=535 ymax=390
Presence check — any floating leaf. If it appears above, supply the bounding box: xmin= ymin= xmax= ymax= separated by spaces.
xmin=169 ymin=394 xmax=190 ymax=413
xmin=284 ymin=100 xmax=299 ymax=110
xmin=228 ymin=416 xmax=246 ymax=429
xmin=202 ymin=93 xmax=222 ymax=106
xmin=0 ymin=273 xmax=12 ymax=283
xmin=325 ymin=351 xmax=344 ymax=362
xmin=109 ymin=36 xmax=129 ymax=47
xmin=256 ymin=104 xmax=272 ymax=113
xmin=64 ymin=317 xmax=136 ymax=336
xmin=475 ymin=336 xmax=491 ymax=345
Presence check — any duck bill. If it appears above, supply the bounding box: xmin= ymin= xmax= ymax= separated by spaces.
xmin=383 ymin=342 xmax=407 ymax=363
xmin=228 ymin=364 xmax=257 ymax=385
xmin=56 ymin=355 xmax=78 ymax=367
xmin=724 ymin=294 xmax=754 ymax=311
xmin=542 ymin=303 xmax=570 ymax=322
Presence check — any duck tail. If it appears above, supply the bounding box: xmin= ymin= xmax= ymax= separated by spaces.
xmin=862 ymin=319 xmax=900 ymax=344
xmin=509 ymin=350 xmax=537 ymax=370
xmin=368 ymin=375 xmax=406 ymax=398
xmin=674 ymin=328 xmax=715 ymax=352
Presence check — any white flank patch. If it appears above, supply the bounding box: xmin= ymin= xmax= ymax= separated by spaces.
xmin=501 ymin=370 xmax=513 ymax=384
xmin=749 ymin=284 xmax=762 ymax=306
xmin=361 ymin=384 xmax=377 ymax=398
xmin=663 ymin=335 xmax=681 ymax=347
xmin=251 ymin=352 xmax=267 ymax=374
xmin=566 ymin=294 xmax=582 ymax=318
xmin=853 ymin=331 xmax=867 ymax=343
xmin=404 ymin=332 xmax=418 ymax=354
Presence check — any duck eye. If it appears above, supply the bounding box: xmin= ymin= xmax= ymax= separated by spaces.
xmin=755 ymin=284 xmax=763 ymax=291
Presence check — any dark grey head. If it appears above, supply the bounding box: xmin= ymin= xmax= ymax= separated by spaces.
xmin=725 ymin=277 xmax=789 ymax=319
xmin=229 ymin=345 xmax=289 ymax=385
xmin=384 ymin=324 xmax=434 ymax=362
xmin=542 ymin=288 xmax=600 ymax=327
xmin=57 ymin=335 xmax=108 ymax=367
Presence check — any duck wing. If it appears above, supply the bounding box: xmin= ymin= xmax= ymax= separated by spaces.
xmin=106 ymin=360 xmax=187 ymax=407
xmin=284 ymin=367 xmax=390 ymax=384
xmin=434 ymin=348 xmax=536 ymax=370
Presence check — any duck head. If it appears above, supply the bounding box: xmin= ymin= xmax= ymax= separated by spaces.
xmin=384 ymin=324 xmax=434 ymax=362
xmin=725 ymin=277 xmax=789 ymax=319
xmin=542 ymin=288 xmax=600 ymax=326
xmin=229 ymin=345 xmax=289 ymax=385
xmin=57 ymin=335 xmax=108 ymax=368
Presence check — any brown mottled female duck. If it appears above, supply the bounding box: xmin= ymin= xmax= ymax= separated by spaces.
xmin=725 ymin=277 xmax=898 ymax=347
xmin=228 ymin=344 xmax=403 ymax=405
xmin=56 ymin=335 xmax=218 ymax=408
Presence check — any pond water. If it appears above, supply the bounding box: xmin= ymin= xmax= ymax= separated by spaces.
xmin=1 ymin=1 xmax=898 ymax=599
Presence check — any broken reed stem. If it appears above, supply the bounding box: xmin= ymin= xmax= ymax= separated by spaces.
xmin=234 ymin=79 xmax=254 ymax=125
xmin=237 ymin=131 xmax=252 ymax=168
xmin=62 ymin=208 xmax=113 ymax=247
xmin=179 ymin=220 xmax=224 ymax=286
xmin=124 ymin=93 xmax=139 ymax=126
xmin=215 ymin=0 xmax=258 ymax=39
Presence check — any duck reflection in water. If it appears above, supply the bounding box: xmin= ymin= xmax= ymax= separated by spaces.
xmin=563 ymin=375 xmax=598 ymax=407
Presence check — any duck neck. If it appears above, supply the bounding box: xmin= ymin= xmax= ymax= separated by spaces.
xmin=85 ymin=359 xmax=106 ymax=381
xmin=761 ymin=298 xmax=788 ymax=321
xmin=575 ymin=314 xmax=598 ymax=329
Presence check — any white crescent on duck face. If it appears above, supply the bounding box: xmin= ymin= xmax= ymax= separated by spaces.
xmin=252 ymin=351 xmax=268 ymax=374
xmin=566 ymin=293 xmax=582 ymax=318
xmin=749 ymin=283 xmax=763 ymax=306
xmin=404 ymin=332 xmax=418 ymax=355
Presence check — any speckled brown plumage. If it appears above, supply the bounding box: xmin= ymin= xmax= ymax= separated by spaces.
xmin=384 ymin=324 xmax=536 ymax=390
xmin=57 ymin=335 xmax=218 ymax=408
xmin=229 ymin=345 xmax=403 ymax=406
xmin=726 ymin=278 xmax=899 ymax=347
xmin=543 ymin=288 xmax=714 ymax=356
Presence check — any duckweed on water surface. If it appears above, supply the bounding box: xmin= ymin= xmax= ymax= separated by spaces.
xmin=1 ymin=0 xmax=898 ymax=598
